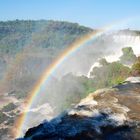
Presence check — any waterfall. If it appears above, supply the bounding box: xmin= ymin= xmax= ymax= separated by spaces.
xmin=87 ymin=32 xmax=140 ymax=78
xmin=113 ymin=34 xmax=140 ymax=56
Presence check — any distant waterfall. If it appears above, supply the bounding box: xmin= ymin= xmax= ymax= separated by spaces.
xmin=87 ymin=33 xmax=140 ymax=78
xmin=113 ymin=35 xmax=140 ymax=56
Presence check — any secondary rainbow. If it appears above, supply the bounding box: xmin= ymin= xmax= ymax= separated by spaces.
xmin=14 ymin=26 xmax=113 ymax=138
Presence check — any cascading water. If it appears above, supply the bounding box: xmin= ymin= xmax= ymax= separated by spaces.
xmin=113 ymin=35 xmax=140 ymax=54
xmin=87 ymin=30 xmax=140 ymax=78
xmin=19 ymin=29 xmax=140 ymax=137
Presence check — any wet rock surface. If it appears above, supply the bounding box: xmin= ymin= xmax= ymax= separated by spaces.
xmin=18 ymin=77 xmax=140 ymax=140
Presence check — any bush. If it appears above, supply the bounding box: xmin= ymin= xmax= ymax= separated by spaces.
xmin=131 ymin=56 xmax=140 ymax=76
xmin=90 ymin=59 xmax=130 ymax=88
xmin=120 ymin=47 xmax=137 ymax=65
xmin=2 ymin=103 xmax=17 ymax=112
xmin=0 ymin=111 xmax=8 ymax=124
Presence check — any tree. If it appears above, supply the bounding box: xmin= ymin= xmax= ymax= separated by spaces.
xmin=131 ymin=56 xmax=140 ymax=76
xmin=99 ymin=58 xmax=109 ymax=66
xmin=120 ymin=47 xmax=137 ymax=65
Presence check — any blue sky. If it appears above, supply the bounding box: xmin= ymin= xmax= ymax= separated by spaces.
xmin=0 ymin=0 xmax=140 ymax=28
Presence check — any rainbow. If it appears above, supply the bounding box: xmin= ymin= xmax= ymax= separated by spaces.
xmin=14 ymin=24 xmax=118 ymax=138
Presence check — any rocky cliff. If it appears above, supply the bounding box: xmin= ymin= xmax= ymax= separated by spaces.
xmin=18 ymin=77 xmax=140 ymax=140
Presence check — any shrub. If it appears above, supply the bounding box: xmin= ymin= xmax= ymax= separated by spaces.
xmin=131 ymin=56 xmax=140 ymax=76
xmin=120 ymin=47 xmax=137 ymax=65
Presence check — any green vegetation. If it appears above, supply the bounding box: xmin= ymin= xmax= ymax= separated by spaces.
xmin=1 ymin=21 xmax=140 ymax=139
xmin=59 ymin=47 xmax=137 ymax=111
xmin=53 ymin=58 xmax=131 ymax=112
xmin=0 ymin=128 xmax=8 ymax=139
xmin=90 ymin=59 xmax=130 ymax=88
xmin=2 ymin=103 xmax=17 ymax=112
xmin=14 ymin=91 xmax=28 ymax=99
xmin=131 ymin=56 xmax=140 ymax=76
xmin=120 ymin=47 xmax=137 ymax=65
xmin=87 ymin=47 xmax=139 ymax=92
xmin=0 ymin=20 xmax=139 ymax=116
xmin=0 ymin=20 xmax=92 ymax=55
xmin=5 ymin=118 xmax=15 ymax=126
xmin=0 ymin=20 xmax=93 ymax=99
xmin=47 ymin=47 xmax=138 ymax=113
xmin=99 ymin=58 xmax=109 ymax=66
xmin=0 ymin=111 xmax=8 ymax=124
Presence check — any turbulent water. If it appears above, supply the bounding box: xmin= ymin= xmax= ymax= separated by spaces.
xmin=18 ymin=77 xmax=140 ymax=140
xmin=18 ymin=30 xmax=140 ymax=137
xmin=113 ymin=35 xmax=140 ymax=48
xmin=0 ymin=20 xmax=140 ymax=140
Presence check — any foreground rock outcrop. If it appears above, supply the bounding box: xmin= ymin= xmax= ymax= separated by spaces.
xmin=18 ymin=77 xmax=140 ymax=140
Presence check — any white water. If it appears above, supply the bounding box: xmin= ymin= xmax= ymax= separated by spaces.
xmin=87 ymin=34 xmax=140 ymax=78
xmin=113 ymin=35 xmax=140 ymax=56
xmin=87 ymin=62 xmax=101 ymax=78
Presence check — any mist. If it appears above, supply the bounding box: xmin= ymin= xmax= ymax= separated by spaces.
xmin=0 ymin=21 xmax=140 ymax=138
xmin=20 ymin=29 xmax=140 ymax=136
